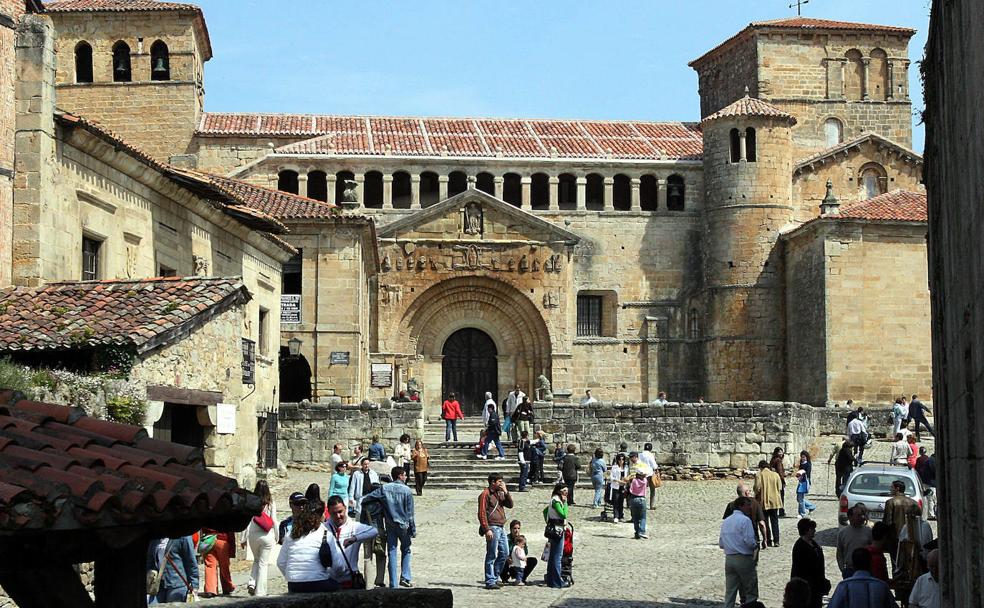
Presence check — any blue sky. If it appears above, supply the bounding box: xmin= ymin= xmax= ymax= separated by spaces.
xmin=196 ymin=0 xmax=930 ymax=152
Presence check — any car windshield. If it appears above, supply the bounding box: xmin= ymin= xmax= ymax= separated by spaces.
xmin=848 ymin=472 xmax=917 ymax=497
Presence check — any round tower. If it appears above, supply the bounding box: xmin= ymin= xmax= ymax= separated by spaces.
xmin=699 ymin=95 xmax=797 ymax=401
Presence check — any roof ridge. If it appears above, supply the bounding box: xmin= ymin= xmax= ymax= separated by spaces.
xmin=201 ymin=111 xmax=701 ymax=127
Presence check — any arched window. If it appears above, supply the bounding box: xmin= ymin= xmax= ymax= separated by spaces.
xmin=74 ymin=41 xmax=93 ymax=83
xmin=869 ymin=48 xmax=889 ymax=101
xmin=448 ymin=171 xmax=467 ymax=197
xmin=585 ymin=173 xmax=604 ymax=211
xmin=420 ymin=171 xmax=439 ymax=207
xmin=858 ymin=163 xmax=887 ymax=200
xmin=531 ymin=173 xmax=549 ymax=209
xmin=667 ymin=174 xmax=685 ymax=211
xmin=729 ymin=128 xmax=741 ymax=163
xmin=745 ymin=127 xmax=757 ymax=163
xmin=363 ymin=171 xmax=383 ymax=208
xmin=392 ymin=171 xmax=412 ymax=208
xmin=150 ymin=40 xmax=170 ymax=81
xmin=112 ymin=41 xmax=131 ymax=82
xmin=613 ymin=174 xmax=631 ymax=210
xmin=476 ymin=172 xmax=494 ymax=196
xmin=824 ymin=118 xmax=844 ymax=147
xmin=503 ymin=173 xmax=521 ymax=206
xmin=689 ymin=308 xmax=700 ymax=339
xmin=640 ymin=175 xmax=657 ymax=211
xmin=334 ymin=170 xmax=354 ymax=205
xmin=844 ymin=49 xmax=864 ymax=101
xmin=558 ymin=173 xmax=577 ymax=210
xmin=277 ymin=170 xmax=299 ymax=195
xmin=307 ymin=171 xmax=327 ymax=202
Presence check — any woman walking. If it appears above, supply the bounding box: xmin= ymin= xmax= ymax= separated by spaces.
xmin=770 ymin=447 xmax=787 ymax=517
xmin=241 ymin=480 xmax=278 ymax=596
xmin=796 ymin=450 xmax=816 ymax=517
xmin=328 ymin=461 xmax=351 ymax=504
xmin=479 ymin=402 xmax=505 ymax=460
xmin=543 ymin=483 xmax=570 ymax=588
xmin=276 ymin=499 xmax=338 ymax=592
xmin=905 ymin=434 xmax=919 ymax=469
xmin=790 ymin=518 xmax=830 ymax=608
xmin=411 ymin=439 xmax=430 ymax=496
xmin=607 ymin=453 xmax=628 ymax=522
xmin=394 ymin=433 xmax=413 ymax=479
xmin=590 ymin=448 xmax=606 ymax=508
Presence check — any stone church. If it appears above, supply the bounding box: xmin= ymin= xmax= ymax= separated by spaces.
xmin=28 ymin=1 xmax=930 ymax=417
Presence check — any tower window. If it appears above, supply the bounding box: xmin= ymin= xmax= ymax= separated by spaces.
xmin=307 ymin=171 xmax=328 ymax=202
xmin=150 ymin=40 xmax=170 ymax=81
xmin=745 ymin=128 xmax=757 ymax=162
xmin=859 ymin=163 xmax=887 ymax=200
xmin=729 ymin=128 xmax=741 ymax=163
xmin=689 ymin=308 xmax=700 ymax=339
xmin=82 ymin=236 xmax=101 ymax=281
xmin=576 ymin=295 xmax=603 ymax=337
xmin=824 ymin=118 xmax=844 ymax=147
xmin=667 ymin=174 xmax=686 ymax=211
xmin=74 ymin=41 xmax=93 ymax=83
xmin=112 ymin=41 xmax=131 ymax=82
xmin=277 ymin=170 xmax=299 ymax=194
xmin=531 ymin=173 xmax=549 ymax=209
xmin=558 ymin=173 xmax=577 ymax=209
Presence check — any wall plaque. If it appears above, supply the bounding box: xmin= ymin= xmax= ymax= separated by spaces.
xmin=331 ymin=351 xmax=350 ymax=365
xmin=371 ymin=363 xmax=393 ymax=388
xmin=281 ymin=294 xmax=301 ymax=324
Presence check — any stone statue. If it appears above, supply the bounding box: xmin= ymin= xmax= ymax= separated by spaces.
xmin=407 ymin=377 xmax=421 ymax=400
xmin=536 ymin=374 xmax=553 ymax=401
xmin=193 ymin=254 xmax=209 ymax=276
xmin=382 ymin=255 xmax=392 ymax=272
xmin=341 ymin=179 xmax=359 ymax=208
xmin=464 ymin=202 xmax=482 ymax=235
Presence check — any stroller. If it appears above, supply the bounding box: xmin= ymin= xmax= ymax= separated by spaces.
xmin=561 ymin=523 xmax=575 ymax=586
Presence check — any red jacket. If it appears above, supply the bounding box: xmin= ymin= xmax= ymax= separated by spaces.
xmin=442 ymin=399 xmax=464 ymax=420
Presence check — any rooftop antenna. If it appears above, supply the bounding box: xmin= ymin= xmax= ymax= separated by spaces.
xmin=789 ymin=0 xmax=809 ymax=15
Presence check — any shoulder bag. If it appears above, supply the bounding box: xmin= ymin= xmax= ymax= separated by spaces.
xmin=163 ymin=551 xmax=197 ymax=602
xmin=319 ymin=529 xmax=333 ymax=568
xmin=478 ymin=491 xmax=500 ymax=536
xmin=334 ymin=532 xmax=367 ymax=589
xmin=147 ymin=540 xmax=170 ymax=596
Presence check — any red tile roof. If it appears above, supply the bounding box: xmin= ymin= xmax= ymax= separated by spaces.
xmin=191 ymin=172 xmax=338 ymax=221
xmin=703 ymin=95 xmax=797 ymax=125
xmin=198 ymin=113 xmax=704 ymax=161
xmin=44 ymin=0 xmax=213 ymax=60
xmin=835 ymin=190 xmax=927 ymax=222
xmin=0 ymin=391 xmax=259 ymax=533
xmin=0 ymin=277 xmax=250 ymax=355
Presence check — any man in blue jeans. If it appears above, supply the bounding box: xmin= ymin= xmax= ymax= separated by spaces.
xmin=627 ymin=452 xmax=651 ymax=539
xmin=362 ymin=466 xmax=416 ymax=588
xmin=478 ymin=473 xmax=513 ymax=590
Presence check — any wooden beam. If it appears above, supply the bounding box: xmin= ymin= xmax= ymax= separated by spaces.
xmin=0 ymin=565 xmax=95 ymax=608
xmin=94 ymin=539 xmax=147 ymax=608
xmin=146 ymin=385 xmax=223 ymax=406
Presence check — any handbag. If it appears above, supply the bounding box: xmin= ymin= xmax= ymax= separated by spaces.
xmin=334 ymin=532 xmax=367 ymax=589
xmin=544 ymin=521 xmax=564 ymax=541
xmin=318 ymin=530 xmax=333 ymax=568
xmin=196 ymin=533 xmax=216 ymax=557
xmin=649 ymin=472 xmax=662 ymax=489
xmin=253 ymin=509 xmax=274 ymax=532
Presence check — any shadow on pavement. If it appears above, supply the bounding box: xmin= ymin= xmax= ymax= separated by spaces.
xmin=553 ymin=598 xmax=718 ymax=607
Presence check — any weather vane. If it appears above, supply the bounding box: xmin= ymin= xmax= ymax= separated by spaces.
xmin=789 ymin=0 xmax=809 ymax=15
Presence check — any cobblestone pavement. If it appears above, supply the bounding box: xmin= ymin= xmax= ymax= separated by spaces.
xmin=216 ymin=435 xmax=936 ymax=607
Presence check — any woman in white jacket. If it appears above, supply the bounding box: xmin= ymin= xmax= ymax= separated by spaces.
xmin=241 ymin=480 xmax=277 ymax=596
xmin=276 ymin=499 xmax=336 ymax=592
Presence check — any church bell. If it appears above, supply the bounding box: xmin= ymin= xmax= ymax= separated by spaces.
xmin=152 ymin=57 xmax=168 ymax=75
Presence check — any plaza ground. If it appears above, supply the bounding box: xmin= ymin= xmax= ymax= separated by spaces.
xmin=217 ymin=434 xmax=936 ymax=607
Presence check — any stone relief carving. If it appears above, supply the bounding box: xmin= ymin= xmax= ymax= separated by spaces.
xmin=543 ymin=291 xmax=559 ymax=308
xmin=381 ymin=284 xmax=403 ymax=305
xmin=193 ymin=255 xmax=210 ymax=276
xmin=463 ymin=202 xmax=483 ymax=235
xmin=519 ymin=255 xmax=529 ymax=273
xmin=377 ymin=244 xmax=564 ymax=276
xmin=382 ymin=255 xmax=392 ymax=272
xmin=531 ymin=258 xmax=540 ymax=272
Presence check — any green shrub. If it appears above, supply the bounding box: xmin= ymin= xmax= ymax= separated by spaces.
xmin=0 ymin=358 xmax=32 ymax=392
xmin=105 ymin=393 xmax=148 ymax=426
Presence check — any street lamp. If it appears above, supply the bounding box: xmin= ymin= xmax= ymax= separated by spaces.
xmin=287 ymin=336 xmax=302 ymax=357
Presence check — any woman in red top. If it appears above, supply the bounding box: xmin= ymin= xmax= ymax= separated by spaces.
xmin=441 ymin=392 xmax=464 ymax=443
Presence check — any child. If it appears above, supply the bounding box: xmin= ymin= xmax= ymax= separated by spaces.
xmin=510 ymin=535 xmax=527 ymax=586
xmin=473 ymin=429 xmax=488 ymax=456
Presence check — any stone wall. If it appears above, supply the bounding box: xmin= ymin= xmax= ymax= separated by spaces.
xmin=0 ymin=0 xmax=27 ymax=288
xmin=924 ymin=1 xmax=984 ymax=604
xmin=276 ymin=401 xmax=423 ymax=465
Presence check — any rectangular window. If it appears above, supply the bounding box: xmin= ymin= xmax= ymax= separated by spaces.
xmin=282 ymin=251 xmax=302 ymax=295
xmin=82 ymin=237 xmax=101 ymax=281
xmin=158 ymin=264 xmax=177 ymax=278
xmin=576 ymin=295 xmax=603 ymax=337
xmin=258 ymin=308 xmax=269 ymax=356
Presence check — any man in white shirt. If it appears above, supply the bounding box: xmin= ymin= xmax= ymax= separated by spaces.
xmin=505 ymin=386 xmax=525 ymax=442
xmin=347 ymin=457 xmax=380 ymax=519
xmin=639 ymin=442 xmax=660 ymax=509
xmin=719 ymin=496 xmax=759 ymax=608
xmin=847 ymin=415 xmax=867 ymax=465
xmin=324 ymin=495 xmax=379 ymax=589
xmin=908 ymin=549 xmax=939 ymax=608
xmin=580 ymin=389 xmax=598 ymax=405
xmin=330 ymin=443 xmax=344 ymax=468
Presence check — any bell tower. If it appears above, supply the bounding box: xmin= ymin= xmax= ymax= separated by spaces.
xmin=44 ymin=1 xmax=211 ymax=161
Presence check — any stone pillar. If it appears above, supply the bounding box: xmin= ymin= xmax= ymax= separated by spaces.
xmin=410 ymin=174 xmax=421 ymax=209
xmin=520 ymin=176 xmax=532 ymax=209
xmin=438 ymin=175 xmax=448 ymax=201
xmin=575 ymin=177 xmax=587 ymax=211
xmin=603 ymin=176 xmax=614 ymax=211
xmin=382 ymin=173 xmax=393 ymax=209
xmin=862 ymin=58 xmax=871 ymax=100
xmin=467 ymin=174 xmax=476 ymax=189
xmin=297 ymin=173 xmax=309 ymax=198
xmin=657 ymin=178 xmax=667 ymax=210
xmin=493 ymin=176 xmax=504 ymax=199
xmin=630 ymin=177 xmax=641 ymax=211
xmin=886 ymin=59 xmax=895 ymax=99
xmin=548 ymin=176 xmax=559 ymax=210
xmin=326 ymin=173 xmax=337 ymax=205
xmin=738 ymin=130 xmax=747 ymax=162
xmin=354 ymin=173 xmax=365 ymax=207
xmin=268 ymin=175 xmax=279 ymax=190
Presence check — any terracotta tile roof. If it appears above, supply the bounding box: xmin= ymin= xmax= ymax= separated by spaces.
xmin=0 ymin=277 xmax=250 ymax=356
xmin=703 ymin=95 xmax=797 ymax=125
xmin=196 ymin=172 xmax=337 ymax=220
xmin=198 ymin=113 xmax=704 ymax=161
xmin=835 ymin=190 xmax=927 ymax=222
xmin=0 ymin=391 xmax=259 ymax=533
xmin=43 ymin=0 xmax=213 ymax=60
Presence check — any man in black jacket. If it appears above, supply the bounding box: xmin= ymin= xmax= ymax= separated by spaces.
xmin=907 ymin=394 xmax=935 ymax=440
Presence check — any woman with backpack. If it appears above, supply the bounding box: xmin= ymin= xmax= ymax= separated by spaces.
xmin=241 ymin=480 xmax=278 ymax=596
xmin=200 ymin=528 xmax=235 ymax=597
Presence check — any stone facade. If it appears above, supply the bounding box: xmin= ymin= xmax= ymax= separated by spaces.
xmin=924 ymin=1 xmax=984 ymax=603
xmin=0 ymin=0 xmax=29 ymax=288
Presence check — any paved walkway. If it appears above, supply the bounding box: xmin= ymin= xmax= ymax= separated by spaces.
xmin=213 ymin=434 xmax=936 ymax=607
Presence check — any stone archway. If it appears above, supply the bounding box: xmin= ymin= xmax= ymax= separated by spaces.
xmin=441 ymin=328 xmax=498 ymax=416
xmin=396 ymin=276 xmax=552 ymax=418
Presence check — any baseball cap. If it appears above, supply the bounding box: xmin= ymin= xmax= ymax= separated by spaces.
xmin=288 ymin=491 xmax=306 ymax=505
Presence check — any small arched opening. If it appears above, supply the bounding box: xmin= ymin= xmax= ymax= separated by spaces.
xmin=729 ymin=128 xmax=741 ymax=163
xmin=112 ymin=41 xmax=132 ymax=82
xmin=364 ymin=171 xmax=384 ymax=208
xmin=824 ymin=118 xmax=844 ymax=148
xmin=870 ymin=48 xmax=889 ymax=101
xmin=307 ymin=171 xmax=328 ymax=202
xmin=745 ymin=127 xmax=757 ymax=163
xmin=334 ymin=170 xmax=354 ymax=205
xmin=845 ymin=49 xmax=864 ymax=101
xmin=558 ymin=173 xmax=577 ymax=210
xmin=279 ymin=346 xmax=313 ymax=402
xmin=640 ymin=175 xmax=658 ymax=211
xmin=393 ymin=171 xmax=412 ymax=208
xmin=75 ymin=41 xmax=93 ymax=83
xmin=503 ymin=173 xmax=521 ymax=206
xmin=476 ymin=172 xmax=495 ymax=196
xmin=531 ymin=173 xmax=549 ymax=210
xmin=150 ymin=40 xmax=170 ymax=81
xmin=667 ymin=174 xmax=686 ymax=211
xmin=613 ymin=174 xmax=631 ymax=210
xmin=858 ymin=163 xmax=888 ymax=200
xmin=278 ymin=170 xmax=299 ymax=195
xmin=441 ymin=328 xmax=499 ymax=416
xmin=585 ymin=174 xmax=604 ymax=210
xmin=448 ymin=171 xmax=467 ymax=197
xmin=420 ymin=171 xmax=440 ymax=207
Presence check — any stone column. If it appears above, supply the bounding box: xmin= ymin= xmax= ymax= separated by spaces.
xmin=382 ymin=173 xmax=393 ymax=209
xmin=467 ymin=174 xmax=476 ymax=189
xmin=520 ymin=176 xmax=532 ymax=209
xmin=268 ymin=175 xmax=279 ymax=190
xmin=297 ymin=173 xmax=309 ymax=198
xmin=548 ymin=176 xmax=559 ymax=210
xmin=886 ymin=59 xmax=895 ymax=99
xmin=630 ymin=177 xmax=641 ymax=211
xmin=603 ymin=176 xmax=614 ymax=211
xmin=493 ymin=176 xmax=504 ymax=199
xmin=738 ymin=130 xmax=747 ymax=161
xmin=354 ymin=173 xmax=365 ymax=207
xmin=438 ymin=175 xmax=449 ymax=201
xmin=657 ymin=178 xmax=667 ymax=210
xmin=575 ymin=176 xmax=587 ymax=211
xmin=326 ymin=173 xmax=337 ymax=205
xmin=410 ymin=174 xmax=421 ymax=209
xmin=862 ymin=58 xmax=871 ymax=100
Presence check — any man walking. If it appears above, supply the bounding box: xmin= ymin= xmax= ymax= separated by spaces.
xmin=478 ymin=473 xmax=514 ymax=590
xmin=882 ymin=480 xmax=920 ymax=570
xmin=323 ymin=495 xmax=380 ymax=589
xmin=847 ymin=413 xmax=867 ymax=466
xmin=513 ymin=398 xmax=534 ymax=438
xmin=907 ymin=394 xmax=935 ymax=440
xmin=828 ymin=549 xmax=898 ymax=608
xmin=836 ymin=505 xmax=873 ymax=579
xmin=362 ymin=467 xmax=416 ymax=588
xmin=517 ymin=431 xmax=532 ymax=492
xmin=639 ymin=442 xmax=660 ymax=509
xmin=505 ymin=386 xmax=525 ymax=443
xmin=719 ymin=496 xmax=760 ymax=608
xmin=753 ymin=460 xmax=783 ymax=547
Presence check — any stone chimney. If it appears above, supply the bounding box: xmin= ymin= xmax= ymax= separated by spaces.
xmin=819 ymin=179 xmax=840 ymax=215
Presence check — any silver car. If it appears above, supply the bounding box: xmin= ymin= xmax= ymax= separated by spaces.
xmin=838 ymin=462 xmax=928 ymax=525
